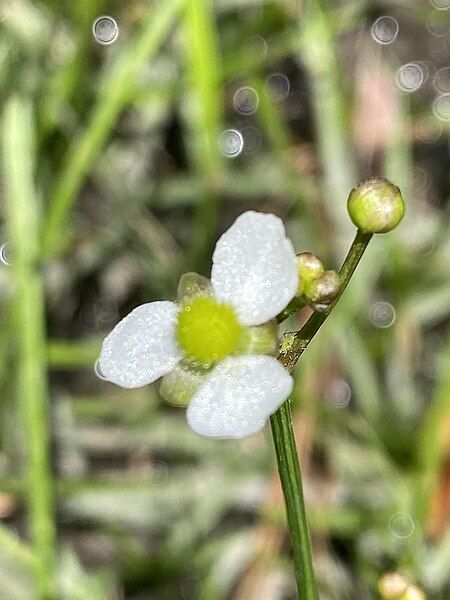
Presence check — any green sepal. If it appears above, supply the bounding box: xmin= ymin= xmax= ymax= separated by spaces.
xmin=159 ymin=362 xmax=206 ymax=407
xmin=177 ymin=272 xmax=212 ymax=303
xmin=237 ymin=319 xmax=279 ymax=356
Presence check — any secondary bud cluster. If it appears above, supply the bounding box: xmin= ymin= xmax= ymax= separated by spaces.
xmin=296 ymin=252 xmax=340 ymax=309
xmin=378 ymin=573 xmax=425 ymax=600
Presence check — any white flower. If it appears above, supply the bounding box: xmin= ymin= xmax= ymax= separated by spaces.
xmin=98 ymin=211 xmax=298 ymax=439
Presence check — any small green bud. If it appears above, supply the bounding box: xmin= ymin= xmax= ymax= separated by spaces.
xmin=402 ymin=586 xmax=425 ymax=600
xmin=159 ymin=362 xmax=205 ymax=407
xmin=378 ymin=573 xmax=408 ymax=599
xmin=303 ymin=270 xmax=340 ymax=305
xmin=177 ymin=272 xmax=212 ymax=303
xmin=347 ymin=177 xmax=405 ymax=233
xmin=238 ymin=320 xmax=279 ymax=356
xmin=296 ymin=252 xmax=325 ymax=295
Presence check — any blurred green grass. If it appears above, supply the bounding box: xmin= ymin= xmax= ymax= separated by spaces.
xmin=0 ymin=0 xmax=449 ymax=598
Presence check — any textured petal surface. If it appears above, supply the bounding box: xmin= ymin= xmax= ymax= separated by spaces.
xmin=211 ymin=211 xmax=298 ymax=325
xmin=187 ymin=355 xmax=293 ymax=439
xmin=99 ymin=302 xmax=181 ymax=388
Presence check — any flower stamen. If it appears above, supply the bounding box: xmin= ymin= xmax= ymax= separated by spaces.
xmin=176 ymin=296 xmax=243 ymax=365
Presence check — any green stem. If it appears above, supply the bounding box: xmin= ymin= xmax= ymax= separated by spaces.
xmin=277 ymin=296 xmax=306 ymax=323
xmin=270 ymin=404 xmax=318 ymax=599
xmin=2 ymin=97 xmax=56 ymax=598
xmin=271 ymin=229 xmax=373 ymax=598
xmin=279 ymin=230 xmax=372 ymax=370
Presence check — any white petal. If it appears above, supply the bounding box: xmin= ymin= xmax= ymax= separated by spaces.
xmin=186 ymin=355 xmax=293 ymax=439
xmin=99 ymin=302 xmax=181 ymax=388
xmin=211 ymin=211 xmax=298 ymax=326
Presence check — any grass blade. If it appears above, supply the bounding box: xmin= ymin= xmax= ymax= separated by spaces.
xmin=2 ymin=96 xmax=56 ymax=598
xmin=42 ymin=0 xmax=186 ymax=258
xmin=184 ymin=0 xmax=223 ymax=267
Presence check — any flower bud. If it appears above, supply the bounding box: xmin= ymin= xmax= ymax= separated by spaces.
xmin=238 ymin=320 xmax=278 ymax=356
xmin=378 ymin=573 xmax=408 ymax=599
xmin=177 ymin=272 xmax=212 ymax=302
xmin=303 ymin=270 xmax=340 ymax=305
xmin=296 ymin=252 xmax=325 ymax=296
xmin=159 ymin=363 xmax=204 ymax=407
xmin=347 ymin=177 xmax=405 ymax=233
xmin=403 ymin=585 xmax=425 ymax=600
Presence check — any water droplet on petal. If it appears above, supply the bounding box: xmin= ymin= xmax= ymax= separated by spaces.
xmin=94 ymin=360 xmax=109 ymax=381
xmin=93 ymin=16 xmax=119 ymax=45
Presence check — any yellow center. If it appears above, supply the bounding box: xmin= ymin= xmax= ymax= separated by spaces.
xmin=176 ymin=296 xmax=243 ymax=365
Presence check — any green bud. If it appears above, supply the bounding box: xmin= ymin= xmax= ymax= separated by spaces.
xmin=347 ymin=177 xmax=405 ymax=233
xmin=177 ymin=272 xmax=212 ymax=303
xmin=296 ymin=252 xmax=325 ymax=295
xmin=159 ymin=362 xmax=205 ymax=407
xmin=238 ymin=320 xmax=279 ymax=356
xmin=402 ymin=586 xmax=425 ymax=600
xmin=303 ymin=270 xmax=340 ymax=305
xmin=378 ymin=573 xmax=408 ymax=600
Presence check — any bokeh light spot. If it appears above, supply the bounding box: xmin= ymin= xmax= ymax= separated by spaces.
xmin=370 ymin=302 xmax=396 ymax=328
xmin=389 ymin=513 xmax=414 ymax=538
xmin=371 ymin=16 xmax=399 ymax=45
xmin=395 ymin=63 xmax=424 ymax=92
xmin=233 ymin=86 xmax=259 ymax=115
xmin=93 ymin=16 xmax=119 ymax=45
xmin=219 ymin=129 xmax=244 ymax=157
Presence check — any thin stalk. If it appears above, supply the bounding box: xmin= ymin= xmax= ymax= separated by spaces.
xmin=270 ymin=229 xmax=373 ymax=598
xmin=270 ymin=402 xmax=318 ymax=599
xmin=277 ymin=297 xmax=306 ymax=323
xmin=279 ymin=230 xmax=372 ymax=371
xmin=2 ymin=97 xmax=57 ymax=598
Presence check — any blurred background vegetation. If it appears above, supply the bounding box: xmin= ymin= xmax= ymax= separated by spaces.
xmin=0 ymin=0 xmax=449 ymax=598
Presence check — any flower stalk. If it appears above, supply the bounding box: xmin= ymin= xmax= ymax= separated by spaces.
xmin=96 ymin=174 xmax=403 ymax=596
xmin=270 ymin=228 xmax=373 ymax=599
xmin=270 ymin=402 xmax=318 ymax=599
